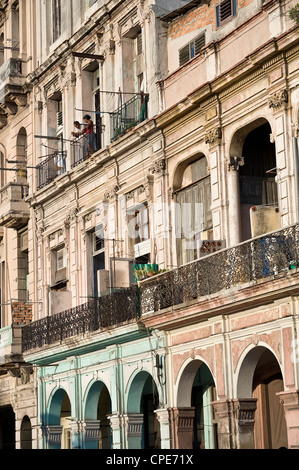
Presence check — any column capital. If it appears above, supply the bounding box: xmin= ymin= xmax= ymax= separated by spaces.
xmin=168 ymin=407 xmax=195 ymax=450
xmin=228 ymin=156 xmax=245 ymax=171
xmin=278 ymin=390 xmax=299 ymax=407
xmin=268 ymin=89 xmax=288 ymax=111
xmin=124 ymin=413 xmax=144 ymax=437
xmin=83 ymin=420 xmax=101 ymax=442
xmin=42 ymin=425 xmax=63 ymax=447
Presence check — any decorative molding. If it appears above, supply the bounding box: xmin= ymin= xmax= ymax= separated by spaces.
xmin=219 ymin=69 xmax=264 ymax=99
xmin=235 ymin=399 xmax=257 ymax=429
xmin=144 ymin=175 xmax=154 ymax=200
xmin=85 ymin=213 xmax=93 ymax=223
xmin=126 ymin=190 xmax=135 ymax=201
xmin=268 ymin=89 xmax=288 ymax=110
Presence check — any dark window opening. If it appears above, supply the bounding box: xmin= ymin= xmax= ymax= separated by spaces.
xmin=52 ymin=0 xmax=62 ymax=43
xmin=92 ymin=228 xmax=105 ymax=298
xmin=0 ymin=406 xmax=15 ymax=450
xmin=239 ymin=122 xmax=278 ymax=241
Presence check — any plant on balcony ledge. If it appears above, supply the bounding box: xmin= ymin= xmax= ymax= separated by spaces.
xmin=133 ymin=265 xmax=168 ymax=283
xmin=289 ymin=4 xmax=299 ymax=23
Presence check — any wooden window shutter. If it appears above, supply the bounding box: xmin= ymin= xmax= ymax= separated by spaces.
xmin=219 ymin=0 xmax=233 ymax=23
xmin=194 ymin=34 xmax=206 ymax=55
xmin=137 ymin=33 xmax=143 ymax=55
xmin=179 ymin=44 xmax=190 ymax=66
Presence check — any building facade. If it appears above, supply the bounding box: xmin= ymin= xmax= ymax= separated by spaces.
xmin=0 ymin=0 xmax=298 ymax=449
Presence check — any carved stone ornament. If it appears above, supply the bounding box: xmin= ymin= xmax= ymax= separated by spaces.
xmin=104 ymin=185 xmax=119 ymax=202
xmin=268 ymin=89 xmax=288 ymax=110
xmin=228 ymin=156 xmax=245 ymax=171
xmin=205 ymin=127 xmax=222 ymax=145
xmin=65 ymin=208 xmax=79 ymax=226
xmin=149 ymin=159 xmax=166 ymax=175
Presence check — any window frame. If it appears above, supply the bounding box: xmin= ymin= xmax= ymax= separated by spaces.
xmin=132 ymin=205 xmax=150 ymax=246
xmin=179 ymin=33 xmax=206 ymax=67
xmin=56 ymin=247 xmax=67 ymax=272
xmin=92 ymin=228 xmax=105 ymax=256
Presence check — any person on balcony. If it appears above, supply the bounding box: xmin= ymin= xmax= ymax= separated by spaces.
xmin=72 ymin=115 xmax=96 ymax=156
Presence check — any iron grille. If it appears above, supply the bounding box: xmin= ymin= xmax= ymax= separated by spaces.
xmin=140 ymin=225 xmax=299 ymax=315
xmin=22 ymin=287 xmax=139 ymax=352
xmin=36 ymin=151 xmax=67 ymax=190
xmin=110 ymin=94 xmax=149 ymax=142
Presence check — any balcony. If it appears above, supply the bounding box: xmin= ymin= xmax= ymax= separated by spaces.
xmin=0 ymin=325 xmax=23 ymax=373
xmin=0 ymin=182 xmax=30 ymax=229
xmin=36 ymin=151 xmax=67 ymax=190
xmin=22 ymin=287 xmax=139 ymax=353
xmin=0 ymin=59 xmax=29 ymax=128
xmin=139 ymin=225 xmax=299 ymax=315
xmin=110 ymin=94 xmax=149 ymax=142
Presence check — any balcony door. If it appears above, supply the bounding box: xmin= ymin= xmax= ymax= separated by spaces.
xmin=92 ymin=228 xmax=105 ymax=298
xmin=176 ymin=156 xmax=212 ymax=266
xmin=239 ymin=122 xmax=278 ymax=241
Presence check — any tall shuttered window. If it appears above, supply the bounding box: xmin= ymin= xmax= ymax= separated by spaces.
xmin=176 ymin=157 xmax=213 ymax=266
xmin=179 ymin=33 xmax=206 ymax=67
xmin=216 ymin=0 xmax=237 ymax=27
xmin=52 ymin=0 xmax=62 ymax=43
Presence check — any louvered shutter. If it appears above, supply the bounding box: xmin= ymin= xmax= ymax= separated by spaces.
xmin=179 ymin=44 xmax=190 ymax=66
xmin=220 ymin=0 xmax=232 ymax=22
xmin=194 ymin=34 xmax=206 ymax=55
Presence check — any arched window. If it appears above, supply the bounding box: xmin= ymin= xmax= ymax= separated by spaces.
xmin=20 ymin=416 xmax=32 ymax=450
xmin=0 ymin=152 xmax=5 ymax=187
xmin=0 ymin=33 xmax=4 ymax=66
xmin=17 ymin=128 xmax=27 ymax=161
xmin=175 ymin=156 xmax=212 ymax=265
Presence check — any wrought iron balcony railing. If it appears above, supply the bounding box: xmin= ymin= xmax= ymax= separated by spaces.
xmin=139 ymin=225 xmax=299 ymax=315
xmin=70 ymin=126 xmax=102 ymax=168
xmin=110 ymin=93 xmax=149 ymax=142
xmin=36 ymin=151 xmax=67 ymax=190
xmin=22 ymin=287 xmax=139 ymax=353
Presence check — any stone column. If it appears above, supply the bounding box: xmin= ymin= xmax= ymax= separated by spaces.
xmin=227 ymin=156 xmax=244 ymax=246
xmin=124 ymin=413 xmax=144 ymax=449
xmin=82 ymin=420 xmax=101 ymax=450
xmin=155 ymin=408 xmax=171 ymax=449
xmin=212 ymin=400 xmax=235 ymax=449
xmin=169 ymin=407 xmax=195 ymax=449
xmin=108 ymin=414 xmax=124 ymax=450
xmin=233 ymin=399 xmax=257 ymax=449
xmin=278 ymin=390 xmax=299 ymax=449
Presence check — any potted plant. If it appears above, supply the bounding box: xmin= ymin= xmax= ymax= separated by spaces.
xmin=133 ymin=267 xmax=147 ymax=282
xmin=146 ymin=266 xmax=159 ymax=277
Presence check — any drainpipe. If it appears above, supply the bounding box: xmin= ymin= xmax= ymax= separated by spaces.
xmin=293 ymin=136 xmax=299 ymax=224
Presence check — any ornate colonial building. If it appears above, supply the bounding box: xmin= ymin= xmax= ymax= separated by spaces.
xmin=0 ymin=0 xmax=298 ymax=450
